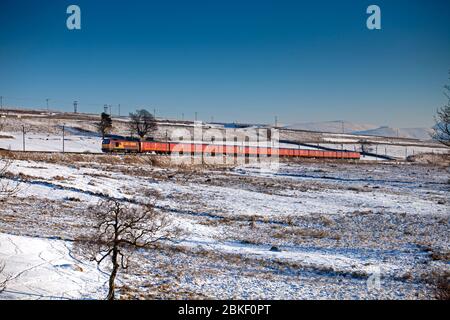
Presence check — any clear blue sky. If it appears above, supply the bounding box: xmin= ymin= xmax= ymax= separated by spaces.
xmin=1 ymin=0 xmax=449 ymax=127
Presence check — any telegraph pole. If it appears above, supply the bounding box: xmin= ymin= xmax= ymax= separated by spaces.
xmin=22 ymin=125 xmax=26 ymax=152
xmin=73 ymin=101 xmax=78 ymax=113
xmin=274 ymin=116 xmax=278 ymax=127
xmin=201 ymin=130 xmax=204 ymax=165
xmin=104 ymin=104 xmax=108 ymax=114
xmin=165 ymin=130 xmax=169 ymax=155
xmin=46 ymin=99 xmax=51 ymax=127
xmin=118 ymin=104 xmax=121 ymax=117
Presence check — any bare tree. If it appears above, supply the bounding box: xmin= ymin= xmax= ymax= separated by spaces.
xmin=0 ymin=157 xmax=19 ymax=293
xmin=358 ymin=139 xmax=373 ymax=154
xmin=0 ymin=263 xmax=6 ymax=293
xmin=96 ymin=112 xmax=113 ymax=139
xmin=75 ymin=198 xmax=180 ymax=300
xmin=0 ymin=262 xmax=12 ymax=294
xmin=0 ymin=157 xmax=19 ymax=201
xmin=129 ymin=109 xmax=157 ymax=140
xmin=432 ymin=73 xmax=450 ymax=147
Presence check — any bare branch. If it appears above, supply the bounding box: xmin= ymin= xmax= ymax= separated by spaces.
xmin=74 ymin=198 xmax=177 ymax=300
xmin=128 ymin=109 xmax=157 ymax=140
xmin=0 ymin=157 xmax=20 ymax=200
xmin=432 ymin=73 xmax=450 ymax=147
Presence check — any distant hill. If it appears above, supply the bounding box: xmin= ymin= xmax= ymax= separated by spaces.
xmin=353 ymin=126 xmax=433 ymax=141
xmin=285 ymin=121 xmax=378 ymax=134
xmin=285 ymin=121 xmax=433 ymax=141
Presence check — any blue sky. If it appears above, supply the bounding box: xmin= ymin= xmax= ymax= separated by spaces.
xmin=1 ymin=0 xmax=449 ymax=127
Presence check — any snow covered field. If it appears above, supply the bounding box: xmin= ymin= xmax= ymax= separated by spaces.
xmin=0 ymin=233 xmax=106 ymax=300
xmin=0 ymin=152 xmax=448 ymax=300
xmin=0 ymin=132 xmax=102 ymax=153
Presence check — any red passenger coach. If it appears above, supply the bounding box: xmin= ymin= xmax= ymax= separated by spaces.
xmin=102 ymin=138 xmax=361 ymax=160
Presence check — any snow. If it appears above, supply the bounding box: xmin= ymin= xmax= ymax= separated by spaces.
xmin=353 ymin=127 xmax=433 ymax=141
xmin=0 ymin=233 xmax=107 ymax=300
xmin=320 ymin=142 xmax=448 ymax=160
xmin=285 ymin=121 xmax=379 ymax=134
xmin=0 ymin=148 xmax=448 ymax=299
xmin=284 ymin=121 xmax=433 ymax=141
xmin=0 ymin=132 xmax=102 ymax=153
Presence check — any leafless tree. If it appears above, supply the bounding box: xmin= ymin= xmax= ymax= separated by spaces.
xmin=0 ymin=157 xmax=19 ymax=294
xmin=96 ymin=112 xmax=113 ymax=139
xmin=0 ymin=110 xmax=8 ymax=132
xmin=358 ymin=139 xmax=373 ymax=154
xmin=0 ymin=263 xmax=6 ymax=293
xmin=0 ymin=158 xmax=19 ymax=201
xmin=432 ymin=73 xmax=450 ymax=147
xmin=129 ymin=109 xmax=157 ymax=140
xmin=75 ymin=198 xmax=180 ymax=300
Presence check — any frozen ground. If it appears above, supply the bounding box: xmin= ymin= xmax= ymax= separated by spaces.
xmin=0 ymin=132 xmax=102 ymax=153
xmin=0 ymin=233 xmax=106 ymax=300
xmin=0 ymin=152 xmax=448 ymax=300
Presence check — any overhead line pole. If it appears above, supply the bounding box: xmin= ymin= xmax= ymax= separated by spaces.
xmin=22 ymin=125 xmax=26 ymax=152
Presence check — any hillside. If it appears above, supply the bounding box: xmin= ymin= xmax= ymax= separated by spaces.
xmin=353 ymin=126 xmax=433 ymax=141
xmin=285 ymin=121 xmax=378 ymax=134
xmin=285 ymin=121 xmax=433 ymax=141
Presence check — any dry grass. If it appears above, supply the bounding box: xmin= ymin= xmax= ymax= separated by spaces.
xmin=423 ymin=270 xmax=450 ymax=300
xmin=430 ymin=250 xmax=450 ymax=262
xmin=272 ymin=226 xmax=339 ymax=240
xmin=407 ymin=153 xmax=450 ymax=167
xmin=435 ymin=274 xmax=450 ymax=300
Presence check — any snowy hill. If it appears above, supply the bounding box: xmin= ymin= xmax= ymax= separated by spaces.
xmin=285 ymin=121 xmax=433 ymax=141
xmin=285 ymin=121 xmax=379 ymax=134
xmin=353 ymin=126 xmax=433 ymax=141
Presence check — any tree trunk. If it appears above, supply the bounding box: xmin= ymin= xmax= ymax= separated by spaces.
xmin=107 ymin=248 xmax=119 ymax=300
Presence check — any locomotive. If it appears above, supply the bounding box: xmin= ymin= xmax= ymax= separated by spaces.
xmin=101 ymin=137 xmax=360 ymax=160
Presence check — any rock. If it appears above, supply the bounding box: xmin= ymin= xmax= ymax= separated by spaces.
xmin=270 ymin=246 xmax=281 ymax=252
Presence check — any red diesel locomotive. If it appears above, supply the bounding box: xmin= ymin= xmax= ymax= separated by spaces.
xmin=102 ymin=138 xmax=361 ymax=160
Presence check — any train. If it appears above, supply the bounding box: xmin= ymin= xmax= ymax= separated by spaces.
xmin=101 ymin=137 xmax=361 ymax=160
